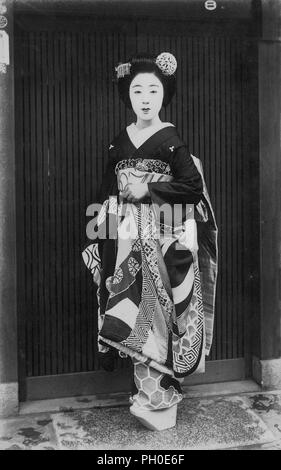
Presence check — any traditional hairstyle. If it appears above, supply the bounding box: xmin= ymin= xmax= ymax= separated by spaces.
xmin=115 ymin=52 xmax=177 ymax=109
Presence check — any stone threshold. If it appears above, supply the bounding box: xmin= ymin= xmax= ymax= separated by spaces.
xmin=19 ymin=379 xmax=262 ymax=416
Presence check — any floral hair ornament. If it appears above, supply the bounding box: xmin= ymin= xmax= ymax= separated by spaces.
xmin=115 ymin=62 xmax=132 ymax=79
xmin=155 ymin=52 xmax=177 ymax=76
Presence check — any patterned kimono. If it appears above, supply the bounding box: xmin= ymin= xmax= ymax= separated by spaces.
xmin=82 ymin=123 xmax=218 ymax=411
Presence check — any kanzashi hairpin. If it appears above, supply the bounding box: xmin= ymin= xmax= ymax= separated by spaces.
xmin=155 ymin=52 xmax=177 ymax=76
xmin=115 ymin=62 xmax=132 ymax=79
xmin=115 ymin=53 xmax=177 ymax=80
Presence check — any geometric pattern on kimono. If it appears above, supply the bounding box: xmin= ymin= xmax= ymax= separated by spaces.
xmin=191 ymin=155 xmax=218 ymax=355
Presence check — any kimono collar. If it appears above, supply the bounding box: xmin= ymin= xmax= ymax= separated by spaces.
xmin=126 ymin=122 xmax=175 ymax=150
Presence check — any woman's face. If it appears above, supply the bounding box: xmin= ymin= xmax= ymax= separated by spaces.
xmin=129 ymin=73 xmax=164 ymax=122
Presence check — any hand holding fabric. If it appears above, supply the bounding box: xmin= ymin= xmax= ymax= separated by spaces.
xmin=120 ymin=183 xmax=149 ymax=202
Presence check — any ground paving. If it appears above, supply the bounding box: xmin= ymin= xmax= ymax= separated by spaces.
xmin=0 ymin=390 xmax=280 ymax=450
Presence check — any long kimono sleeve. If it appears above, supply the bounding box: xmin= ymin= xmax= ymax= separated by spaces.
xmin=92 ymin=146 xmax=119 ymax=243
xmin=82 ymin=145 xmax=118 ymax=269
xmin=97 ymin=152 xmax=119 ymax=204
xmin=147 ymin=145 xmax=203 ymax=206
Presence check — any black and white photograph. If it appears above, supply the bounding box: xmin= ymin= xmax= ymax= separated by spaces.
xmin=0 ymin=0 xmax=280 ymax=454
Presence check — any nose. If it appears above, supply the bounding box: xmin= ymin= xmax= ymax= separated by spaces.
xmin=142 ymin=93 xmax=150 ymax=104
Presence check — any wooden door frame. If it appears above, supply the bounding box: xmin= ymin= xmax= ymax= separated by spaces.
xmin=14 ymin=0 xmax=257 ymax=22
xmin=13 ymin=11 xmax=258 ymax=401
xmin=0 ymin=1 xmax=18 ymax=417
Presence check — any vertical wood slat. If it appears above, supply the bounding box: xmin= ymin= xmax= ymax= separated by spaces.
xmin=79 ymin=32 xmax=87 ymax=372
xmin=53 ymin=32 xmax=60 ymax=374
xmin=21 ymin=31 xmax=32 ymax=378
xmin=229 ymin=39 xmax=236 ymax=359
xmin=207 ymin=37 xmax=217 ymax=359
xmin=29 ymin=32 xmax=40 ymax=376
xmin=71 ymin=32 xmax=79 ymax=372
xmin=65 ymin=32 xmax=73 ymax=373
xmin=15 ymin=30 xmax=27 ymax=399
xmin=215 ymin=37 xmax=223 ymax=360
xmin=238 ymin=43 xmax=246 ymax=358
xmin=35 ymin=32 xmax=45 ymax=375
xmin=15 ymin=20 xmax=251 ymax=378
xmin=83 ymin=33 xmax=91 ymax=370
xmin=225 ymin=38 xmax=232 ymax=359
xmin=56 ymin=32 xmax=64 ymax=375
xmin=49 ymin=32 xmax=57 ymax=375
xmin=40 ymin=32 xmax=50 ymax=375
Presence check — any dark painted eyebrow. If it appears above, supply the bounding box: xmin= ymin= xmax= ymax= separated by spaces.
xmin=132 ymin=84 xmax=160 ymax=88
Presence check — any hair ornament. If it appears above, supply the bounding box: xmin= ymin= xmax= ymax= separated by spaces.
xmin=115 ymin=62 xmax=131 ymax=79
xmin=155 ymin=52 xmax=177 ymax=76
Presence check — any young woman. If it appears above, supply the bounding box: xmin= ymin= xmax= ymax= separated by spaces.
xmin=83 ymin=53 xmax=218 ymax=431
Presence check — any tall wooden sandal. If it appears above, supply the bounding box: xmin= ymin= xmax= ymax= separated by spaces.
xmin=129 ymin=404 xmax=177 ymax=431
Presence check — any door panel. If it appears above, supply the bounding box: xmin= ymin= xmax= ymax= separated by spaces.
xmin=15 ymin=16 xmax=255 ymax=400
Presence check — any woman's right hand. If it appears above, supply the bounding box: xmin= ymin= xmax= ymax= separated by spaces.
xmin=119 ymin=183 xmax=149 ymax=203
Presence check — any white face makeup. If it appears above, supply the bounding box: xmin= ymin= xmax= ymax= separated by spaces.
xmin=129 ymin=73 xmax=164 ymax=125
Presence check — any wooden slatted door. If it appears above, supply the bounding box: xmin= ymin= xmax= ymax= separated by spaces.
xmin=15 ymin=16 xmax=257 ymax=400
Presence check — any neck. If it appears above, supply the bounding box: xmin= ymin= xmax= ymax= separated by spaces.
xmin=135 ymin=116 xmax=162 ymax=130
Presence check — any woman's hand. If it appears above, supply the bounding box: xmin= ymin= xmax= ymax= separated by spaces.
xmin=120 ymin=183 xmax=149 ymax=203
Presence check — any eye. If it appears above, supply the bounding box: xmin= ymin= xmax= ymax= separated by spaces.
xmin=150 ymin=90 xmax=157 ymax=93
xmin=134 ymin=90 xmax=141 ymax=94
